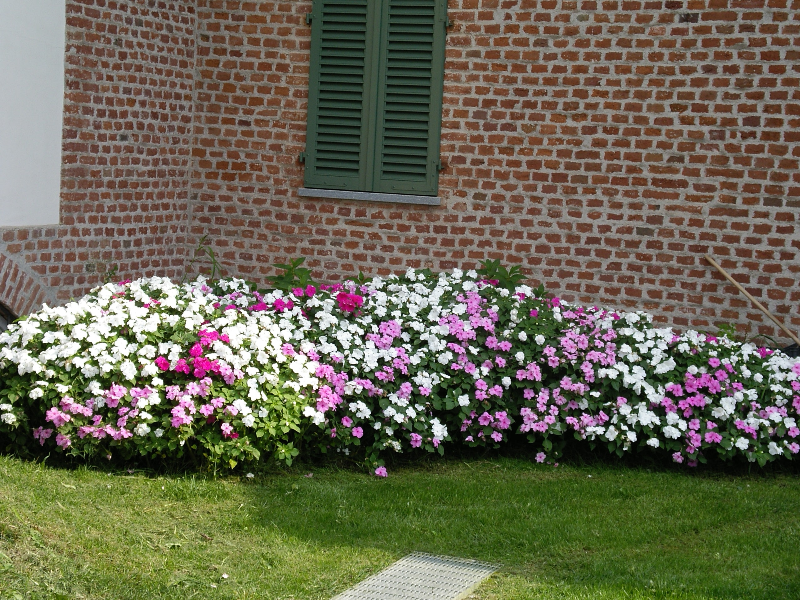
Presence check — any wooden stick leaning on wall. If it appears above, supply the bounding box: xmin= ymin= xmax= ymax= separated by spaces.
xmin=704 ymin=254 xmax=800 ymax=347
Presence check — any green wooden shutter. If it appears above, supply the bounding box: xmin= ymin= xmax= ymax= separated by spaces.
xmin=304 ymin=0 xmax=446 ymax=196
xmin=304 ymin=0 xmax=377 ymax=191
xmin=371 ymin=0 xmax=446 ymax=196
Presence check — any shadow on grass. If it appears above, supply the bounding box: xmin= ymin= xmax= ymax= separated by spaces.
xmin=227 ymin=445 xmax=800 ymax=600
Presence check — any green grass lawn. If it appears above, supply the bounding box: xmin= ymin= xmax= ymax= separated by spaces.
xmin=0 ymin=454 xmax=798 ymax=600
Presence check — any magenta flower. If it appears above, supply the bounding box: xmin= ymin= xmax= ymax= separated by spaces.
xmin=374 ymin=467 xmax=388 ymax=478
xmin=155 ymin=356 xmax=170 ymax=371
xmin=336 ymin=292 xmax=364 ymax=314
xmin=410 ymin=432 xmax=422 ymax=447
xmin=273 ymin=298 xmax=294 ymax=313
xmin=491 ymin=431 xmax=503 ymax=442
xmin=535 ymin=452 xmax=546 ymax=463
xmin=352 ymin=427 xmax=364 ymax=439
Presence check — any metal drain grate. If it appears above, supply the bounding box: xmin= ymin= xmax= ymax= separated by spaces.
xmin=332 ymin=552 xmax=499 ymax=600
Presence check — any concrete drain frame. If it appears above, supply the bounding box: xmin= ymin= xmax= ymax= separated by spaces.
xmin=332 ymin=552 xmax=499 ymax=600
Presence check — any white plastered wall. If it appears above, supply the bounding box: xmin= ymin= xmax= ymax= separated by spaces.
xmin=0 ymin=0 xmax=66 ymax=227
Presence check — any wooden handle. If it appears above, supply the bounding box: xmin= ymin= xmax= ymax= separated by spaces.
xmin=704 ymin=254 xmax=800 ymax=347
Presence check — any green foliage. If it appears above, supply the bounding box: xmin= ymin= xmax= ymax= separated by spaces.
xmin=101 ymin=264 xmax=119 ymax=285
xmin=476 ymin=259 xmax=526 ymax=289
xmin=183 ymin=235 xmax=224 ymax=283
xmin=264 ymin=257 xmax=317 ymax=292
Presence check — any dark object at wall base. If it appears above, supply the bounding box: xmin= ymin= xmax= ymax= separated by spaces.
xmin=0 ymin=302 xmax=16 ymax=333
xmin=783 ymin=344 xmax=800 ymax=358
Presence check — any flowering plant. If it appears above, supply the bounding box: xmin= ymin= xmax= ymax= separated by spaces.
xmin=0 ymin=277 xmax=320 ymax=468
xmin=1 ymin=267 xmax=799 ymax=473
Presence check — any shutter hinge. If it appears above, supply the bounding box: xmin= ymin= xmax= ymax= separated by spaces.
xmin=305 ymin=12 xmax=313 ymax=25
xmin=299 ymin=152 xmax=307 ymax=164
xmin=436 ymin=159 xmax=445 ymax=172
xmin=445 ymin=9 xmax=452 ymax=28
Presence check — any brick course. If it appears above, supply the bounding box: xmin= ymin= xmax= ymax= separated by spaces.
xmin=1 ymin=0 xmax=798 ymax=345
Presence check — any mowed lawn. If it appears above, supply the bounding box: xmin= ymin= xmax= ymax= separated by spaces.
xmin=0 ymin=455 xmax=798 ymax=600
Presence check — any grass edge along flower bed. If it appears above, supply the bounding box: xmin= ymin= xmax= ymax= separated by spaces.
xmin=1 ymin=268 xmax=799 ymax=475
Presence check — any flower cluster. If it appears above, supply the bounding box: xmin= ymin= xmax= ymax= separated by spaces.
xmin=0 ymin=277 xmax=319 ymax=467
xmin=1 ymin=268 xmax=799 ymax=473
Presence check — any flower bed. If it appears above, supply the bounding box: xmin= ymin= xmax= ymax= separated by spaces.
xmin=1 ymin=269 xmax=799 ymax=474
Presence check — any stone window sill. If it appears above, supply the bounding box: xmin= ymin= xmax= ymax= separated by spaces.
xmin=298 ymin=188 xmax=441 ymax=206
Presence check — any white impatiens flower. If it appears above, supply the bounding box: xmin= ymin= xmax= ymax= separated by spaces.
xmin=534 ymin=334 xmax=545 ymax=345
xmin=735 ymin=437 xmax=750 ymax=450
xmin=120 ymin=360 xmax=137 ymax=381
xmin=134 ymin=423 xmax=151 ymax=436
xmin=646 ymin=438 xmax=660 ymax=448
xmin=457 ymin=394 xmax=470 ymax=407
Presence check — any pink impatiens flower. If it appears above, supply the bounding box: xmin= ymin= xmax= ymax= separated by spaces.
xmin=374 ymin=466 xmax=388 ymax=477
xmin=478 ymin=412 xmax=494 ymax=426
xmin=351 ymin=427 xmax=364 ymax=439
xmin=32 ymin=426 xmax=54 ymax=445
xmin=341 ymin=416 xmax=353 ymax=428
xmin=410 ymin=432 xmax=422 ymax=448
xmin=535 ymin=452 xmax=546 ymax=463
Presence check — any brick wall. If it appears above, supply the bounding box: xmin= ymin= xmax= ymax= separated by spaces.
xmin=188 ymin=0 xmax=799 ymax=343
xmin=0 ymin=0 xmax=196 ymax=315
xmin=1 ymin=0 xmax=797 ymax=345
